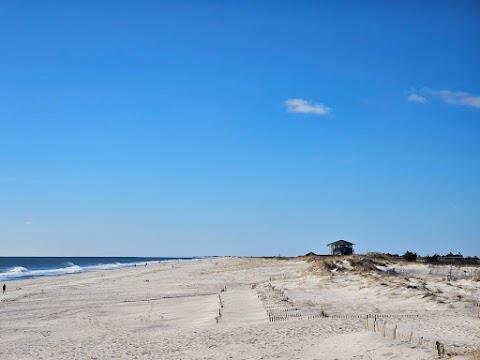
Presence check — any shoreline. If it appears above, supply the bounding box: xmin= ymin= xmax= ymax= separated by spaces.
xmin=0 ymin=256 xmax=203 ymax=282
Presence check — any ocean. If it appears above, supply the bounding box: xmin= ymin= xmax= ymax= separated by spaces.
xmin=0 ymin=257 xmax=195 ymax=281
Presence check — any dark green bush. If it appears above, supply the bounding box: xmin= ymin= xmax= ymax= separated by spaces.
xmin=402 ymin=251 xmax=417 ymax=262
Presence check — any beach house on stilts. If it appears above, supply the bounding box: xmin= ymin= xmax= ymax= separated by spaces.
xmin=327 ymin=240 xmax=354 ymax=256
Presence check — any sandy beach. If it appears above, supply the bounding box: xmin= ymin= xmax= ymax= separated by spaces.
xmin=1 ymin=256 xmax=479 ymax=359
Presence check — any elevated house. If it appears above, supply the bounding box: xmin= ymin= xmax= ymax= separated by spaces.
xmin=327 ymin=240 xmax=354 ymax=256
xmin=437 ymin=253 xmax=479 ymax=265
xmin=438 ymin=254 xmax=464 ymax=264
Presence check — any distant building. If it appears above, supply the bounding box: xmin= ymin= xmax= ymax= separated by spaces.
xmin=437 ymin=253 xmax=472 ymax=264
xmin=327 ymin=240 xmax=354 ymax=256
xmin=438 ymin=254 xmax=463 ymax=263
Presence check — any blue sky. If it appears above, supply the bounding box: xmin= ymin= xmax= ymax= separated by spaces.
xmin=1 ymin=1 xmax=479 ymax=256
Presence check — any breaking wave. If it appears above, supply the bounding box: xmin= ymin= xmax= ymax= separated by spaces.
xmin=0 ymin=262 xmax=142 ymax=281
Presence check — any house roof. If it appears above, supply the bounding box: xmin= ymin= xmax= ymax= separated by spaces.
xmin=326 ymin=240 xmax=354 ymax=246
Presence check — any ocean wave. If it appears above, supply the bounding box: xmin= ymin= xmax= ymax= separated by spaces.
xmin=0 ymin=262 xmax=143 ymax=281
xmin=83 ymin=262 xmax=141 ymax=271
xmin=0 ymin=264 xmax=84 ymax=281
xmin=7 ymin=266 xmax=29 ymax=274
xmin=0 ymin=258 xmax=196 ymax=282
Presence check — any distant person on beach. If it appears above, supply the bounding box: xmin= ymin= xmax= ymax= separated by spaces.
xmin=2 ymin=284 xmax=5 ymax=294
xmin=145 ymin=263 xmax=147 ymax=267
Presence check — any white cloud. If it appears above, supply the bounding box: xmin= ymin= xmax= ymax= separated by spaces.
xmin=408 ymin=93 xmax=427 ymax=104
xmin=285 ymin=98 xmax=331 ymax=116
xmin=427 ymin=89 xmax=480 ymax=108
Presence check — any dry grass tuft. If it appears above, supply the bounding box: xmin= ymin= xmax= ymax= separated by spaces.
xmin=322 ymin=260 xmax=343 ymax=272
xmin=306 ymin=255 xmax=388 ymax=276
xmin=473 ymin=270 xmax=480 ymax=282
xmin=365 ymin=252 xmax=398 ymax=262
xmin=307 ymin=258 xmax=345 ymax=274
xmin=471 ymin=350 xmax=480 ymax=360
xmin=347 ymin=256 xmax=386 ymax=273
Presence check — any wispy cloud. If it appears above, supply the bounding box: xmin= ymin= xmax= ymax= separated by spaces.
xmin=407 ymin=93 xmax=427 ymax=104
xmin=285 ymin=98 xmax=331 ymax=116
xmin=427 ymin=89 xmax=480 ymax=108
xmin=410 ymin=88 xmax=480 ymax=109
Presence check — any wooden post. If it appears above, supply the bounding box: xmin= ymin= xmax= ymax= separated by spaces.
xmin=435 ymin=341 xmax=445 ymax=358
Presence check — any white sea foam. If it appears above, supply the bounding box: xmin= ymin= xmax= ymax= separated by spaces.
xmin=8 ymin=266 xmax=29 ymax=274
xmin=83 ymin=262 xmax=141 ymax=271
xmin=0 ymin=263 xmax=140 ymax=281
xmin=0 ymin=264 xmax=83 ymax=281
xmin=0 ymin=258 xmax=196 ymax=281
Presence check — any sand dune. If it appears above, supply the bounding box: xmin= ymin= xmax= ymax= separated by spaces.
xmin=0 ymin=256 xmax=479 ymax=359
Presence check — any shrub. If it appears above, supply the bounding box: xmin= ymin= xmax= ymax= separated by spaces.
xmin=424 ymin=254 xmax=440 ymax=263
xmin=402 ymin=251 xmax=417 ymax=262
